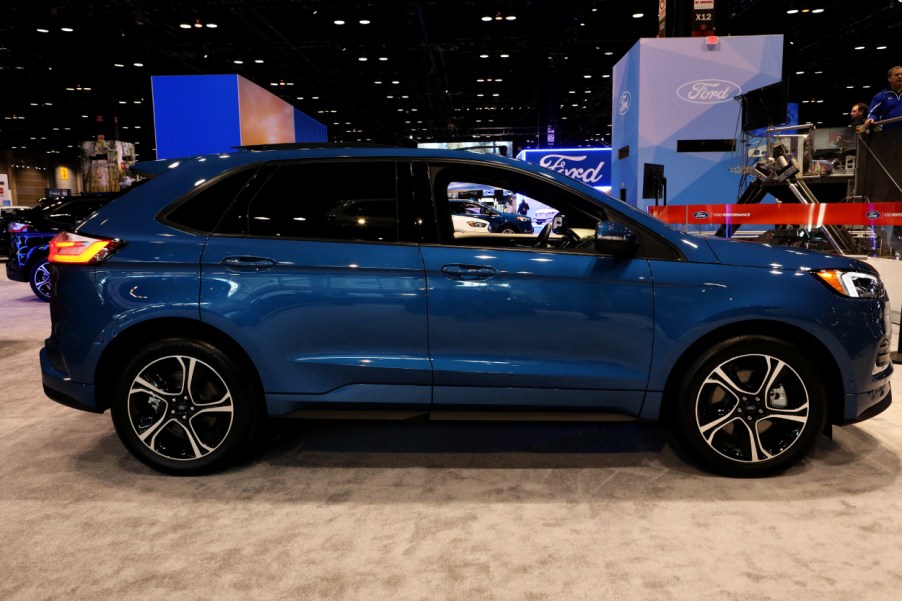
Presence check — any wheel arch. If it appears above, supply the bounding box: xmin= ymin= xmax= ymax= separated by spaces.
xmin=659 ymin=320 xmax=844 ymax=429
xmin=94 ymin=317 xmax=265 ymax=413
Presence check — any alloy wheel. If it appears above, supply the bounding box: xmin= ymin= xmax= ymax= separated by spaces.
xmin=126 ymin=355 xmax=235 ymax=461
xmin=695 ymin=353 xmax=809 ymax=464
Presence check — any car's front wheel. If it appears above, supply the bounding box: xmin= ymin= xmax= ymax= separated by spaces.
xmin=111 ymin=339 xmax=262 ymax=475
xmin=29 ymin=258 xmax=52 ymax=302
xmin=673 ymin=336 xmax=826 ymax=477
xmin=497 ymin=225 xmax=518 ymax=234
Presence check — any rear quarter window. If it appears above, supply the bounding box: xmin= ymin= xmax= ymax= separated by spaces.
xmin=162 ymin=168 xmax=258 ymax=234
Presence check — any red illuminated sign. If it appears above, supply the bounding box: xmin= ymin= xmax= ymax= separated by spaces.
xmin=649 ymin=202 xmax=902 ymax=226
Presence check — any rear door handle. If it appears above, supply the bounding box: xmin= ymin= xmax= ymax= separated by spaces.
xmin=441 ymin=264 xmax=497 ymax=280
xmin=221 ymin=256 xmax=277 ymax=271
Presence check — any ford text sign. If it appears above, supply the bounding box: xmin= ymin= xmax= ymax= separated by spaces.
xmin=676 ymin=79 xmax=740 ymax=104
xmin=517 ymin=148 xmax=612 ymax=189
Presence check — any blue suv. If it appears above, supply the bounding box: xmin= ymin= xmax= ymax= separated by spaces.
xmin=40 ymin=147 xmax=892 ymax=476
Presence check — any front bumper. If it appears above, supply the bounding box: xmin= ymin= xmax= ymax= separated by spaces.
xmin=843 ymin=377 xmax=892 ymax=424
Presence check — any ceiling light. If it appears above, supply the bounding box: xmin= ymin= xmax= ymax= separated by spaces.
xmin=632 ymin=13 xmax=644 ymax=18
xmin=359 ymin=19 xmax=371 ymax=25
xmin=206 ymin=23 xmax=218 ymax=28
xmin=877 ymin=46 xmax=887 ymax=50
xmin=505 ymin=15 xmax=516 ymax=21
xmin=114 ymin=63 xmax=125 ymax=68
xmin=854 ymin=46 xmax=865 ymax=50
xmin=133 ymin=62 xmax=144 ymax=67
xmin=180 ymin=24 xmax=191 ymax=29
xmin=194 ymin=20 xmax=202 ymax=28
xmin=584 ymin=74 xmax=592 ymax=78
xmin=334 ymin=20 xmax=345 ymax=25
xmin=391 ymin=80 xmax=400 ymax=84
xmin=481 ymin=16 xmax=492 ymax=22
xmin=787 ymin=9 xmax=799 ymax=14
xmin=500 ymin=54 xmax=510 ymax=58
xmin=234 ymin=60 xmax=243 ymax=64
xmin=255 ymin=59 xmax=264 ymax=63
xmin=379 ymin=57 xmax=388 ymax=61
xmin=479 ymin=54 xmax=489 ymax=58
xmin=358 ymin=57 xmax=368 ymax=61
xmin=811 ymin=8 xmax=824 ymax=13
xmin=36 ymin=28 xmax=49 ymax=33
xmin=61 ymin=27 xmax=74 ymax=32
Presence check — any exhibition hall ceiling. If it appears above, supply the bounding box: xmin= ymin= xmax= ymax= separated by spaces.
xmin=0 ymin=0 xmax=899 ymax=159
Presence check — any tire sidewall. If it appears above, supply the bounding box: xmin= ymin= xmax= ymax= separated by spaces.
xmin=674 ymin=336 xmax=827 ymax=477
xmin=110 ymin=339 xmax=259 ymax=475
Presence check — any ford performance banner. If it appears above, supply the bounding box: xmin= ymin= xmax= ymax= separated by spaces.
xmin=650 ymin=202 xmax=902 ymax=226
xmin=517 ymin=148 xmax=612 ymax=191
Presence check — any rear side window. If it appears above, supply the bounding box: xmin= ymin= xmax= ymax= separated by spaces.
xmin=164 ymin=168 xmax=257 ymax=233
xmin=234 ymin=161 xmax=398 ymax=243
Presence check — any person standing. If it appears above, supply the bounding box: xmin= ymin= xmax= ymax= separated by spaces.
xmin=850 ymin=102 xmax=869 ymax=129
xmin=864 ymin=66 xmax=902 ymax=129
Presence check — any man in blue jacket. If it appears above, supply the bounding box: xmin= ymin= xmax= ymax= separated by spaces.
xmin=864 ymin=66 xmax=902 ymax=129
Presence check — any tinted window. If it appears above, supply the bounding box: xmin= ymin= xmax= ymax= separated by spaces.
xmin=241 ymin=161 xmax=398 ymax=242
xmin=164 ymin=168 xmax=257 ymax=233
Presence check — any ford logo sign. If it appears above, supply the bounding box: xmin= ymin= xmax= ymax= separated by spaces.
xmin=676 ymin=79 xmax=740 ymax=104
xmin=866 ymin=210 xmax=881 ymax=219
xmin=618 ymin=91 xmax=631 ymax=115
xmin=693 ymin=211 xmax=710 ymax=219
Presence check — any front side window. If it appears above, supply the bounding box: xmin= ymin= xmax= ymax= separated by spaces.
xmin=241 ymin=161 xmax=399 ymax=242
xmin=434 ymin=164 xmax=603 ymax=251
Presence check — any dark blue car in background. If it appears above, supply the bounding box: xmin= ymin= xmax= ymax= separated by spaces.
xmin=6 ymin=193 xmax=118 ymax=301
xmin=40 ymin=147 xmax=892 ymax=477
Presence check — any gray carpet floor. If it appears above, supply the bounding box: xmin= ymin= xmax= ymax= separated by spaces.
xmin=1 ymin=276 xmax=901 ymax=600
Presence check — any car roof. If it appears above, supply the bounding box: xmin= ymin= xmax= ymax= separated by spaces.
xmin=132 ymin=147 xmax=529 ymax=178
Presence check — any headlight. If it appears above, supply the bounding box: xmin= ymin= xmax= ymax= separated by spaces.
xmin=814 ymin=270 xmax=885 ymax=298
xmin=516 ymin=216 xmax=530 ymax=222
xmin=466 ymin=220 xmax=488 ymax=228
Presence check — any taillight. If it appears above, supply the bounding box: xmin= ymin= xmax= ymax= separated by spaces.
xmin=7 ymin=222 xmax=29 ymax=233
xmin=48 ymin=232 xmax=122 ymax=264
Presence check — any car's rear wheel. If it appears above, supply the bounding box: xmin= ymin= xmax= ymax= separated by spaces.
xmin=29 ymin=259 xmax=52 ymax=302
xmin=111 ymin=339 xmax=261 ymax=475
xmin=673 ymin=336 xmax=826 ymax=477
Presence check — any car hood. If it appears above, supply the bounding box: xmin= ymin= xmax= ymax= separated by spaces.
xmin=703 ymin=236 xmax=869 ymax=272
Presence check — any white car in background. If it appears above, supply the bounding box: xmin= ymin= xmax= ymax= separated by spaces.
xmin=533 ymin=207 xmax=558 ymax=226
xmin=452 ymin=214 xmax=491 ymax=232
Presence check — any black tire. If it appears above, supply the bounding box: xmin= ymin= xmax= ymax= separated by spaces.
xmin=111 ymin=338 xmax=262 ymax=475
xmin=498 ymin=225 xmax=518 ymax=234
xmin=29 ymin=258 xmax=52 ymax=302
xmin=673 ymin=335 xmax=826 ymax=477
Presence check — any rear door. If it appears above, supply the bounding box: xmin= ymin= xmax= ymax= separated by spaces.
xmin=200 ymin=159 xmax=432 ymax=413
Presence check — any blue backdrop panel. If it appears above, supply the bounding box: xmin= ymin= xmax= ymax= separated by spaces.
xmin=295 ymin=109 xmax=328 ymax=142
xmin=612 ymin=35 xmax=783 ymax=209
xmin=152 ymin=74 xmax=327 ymax=159
xmin=152 ymin=75 xmax=242 ymax=160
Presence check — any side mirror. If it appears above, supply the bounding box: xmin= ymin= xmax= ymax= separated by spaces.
xmin=594 ymin=221 xmax=639 ymax=256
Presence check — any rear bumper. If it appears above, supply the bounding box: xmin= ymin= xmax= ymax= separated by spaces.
xmin=5 ymin=262 xmax=27 ymax=282
xmin=39 ymin=348 xmax=103 ymax=413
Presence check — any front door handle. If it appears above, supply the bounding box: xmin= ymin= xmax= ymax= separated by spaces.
xmin=441 ymin=264 xmax=497 ymax=280
xmin=221 ymin=256 xmax=277 ymax=271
